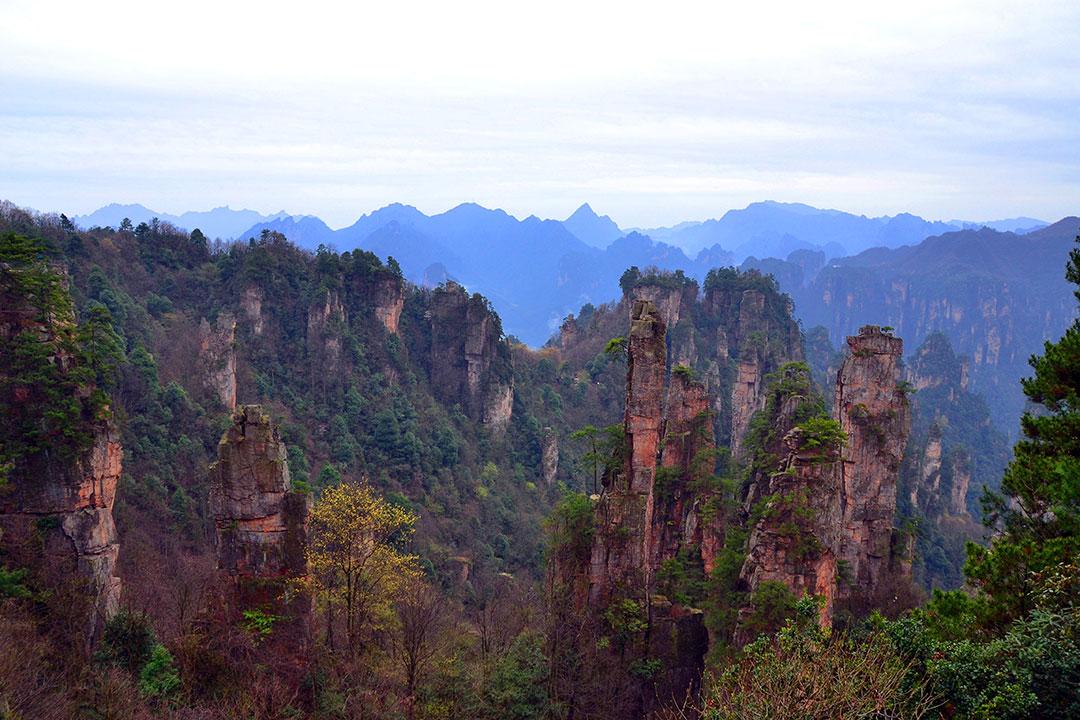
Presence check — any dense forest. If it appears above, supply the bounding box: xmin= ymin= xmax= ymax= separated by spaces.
xmin=1 ymin=200 xmax=1079 ymax=719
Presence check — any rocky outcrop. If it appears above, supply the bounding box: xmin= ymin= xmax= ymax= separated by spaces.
xmin=241 ymin=286 xmax=264 ymax=336
xmin=429 ymin=283 xmax=514 ymax=432
xmin=588 ymin=299 xmax=666 ymax=603
xmin=372 ymin=275 xmax=404 ymax=335
xmin=699 ymin=280 xmax=803 ymax=458
xmin=209 ymin=405 xmax=311 ymax=651
xmin=653 ymin=370 xmax=716 ymax=574
xmin=199 ymin=313 xmax=237 ymax=409
xmin=541 ymin=427 xmax=559 ymax=485
xmin=581 ymin=300 xmax=712 ymax=716
xmin=210 ymin=405 xmax=309 ymax=579
xmin=728 ymin=290 xmax=769 ymax=459
xmin=0 ymin=275 xmax=122 ymax=648
xmin=740 ymin=421 xmax=843 ymax=634
xmin=834 ymin=326 xmax=911 ymax=597
xmin=0 ymin=422 xmax=123 ymax=647
xmin=628 ymin=283 xmax=687 ymax=330
xmin=909 ymin=424 xmax=974 ymax=520
xmin=738 ymin=328 xmax=912 ymax=635
xmin=307 ymin=289 xmax=348 ymax=375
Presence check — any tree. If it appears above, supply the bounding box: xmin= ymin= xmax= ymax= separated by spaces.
xmin=570 ymin=425 xmax=601 ymax=496
xmin=305 ymin=481 xmax=420 ymax=654
xmin=392 ymin=578 xmax=447 ymax=712
xmin=78 ymin=303 xmax=125 ymax=391
xmin=699 ymin=597 xmax=932 ymax=720
xmin=966 ymin=232 xmax=1080 ymax=623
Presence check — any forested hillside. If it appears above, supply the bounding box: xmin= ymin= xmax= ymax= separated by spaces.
xmin=2 ymin=199 xmax=1079 ymax=719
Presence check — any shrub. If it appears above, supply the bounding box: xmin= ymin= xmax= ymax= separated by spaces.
xmin=138 ymin=643 xmax=181 ymax=699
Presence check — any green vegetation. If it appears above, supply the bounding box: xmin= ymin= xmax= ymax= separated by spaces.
xmin=965 ymin=237 xmax=1080 ymax=623
xmin=793 ymin=416 xmax=846 ymax=453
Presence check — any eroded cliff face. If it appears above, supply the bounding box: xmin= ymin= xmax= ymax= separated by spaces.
xmin=619 ymin=276 xmax=802 ymax=461
xmin=209 ymin=405 xmax=311 ymax=648
xmin=699 ymin=283 xmax=803 ymax=459
xmin=241 ymin=286 xmax=264 ymax=336
xmin=429 ymin=283 xmax=514 ymax=432
xmin=628 ymin=283 xmax=688 ymax=330
xmin=738 ymin=387 xmax=843 ymax=635
xmin=834 ymin=326 xmax=911 ymax=597
xmin=372 ymin=275 xmax=404 ymax=335
xmin=307 ymin=288 xmax=348 ymax=375
xmin=588 ymin=299 xmax=666 ymax=603
xmin=210 ymin=405 xmax=309 ymax=579
xmin=199 ymin=313 xmax=237 ymax=409
xmin=0 ymin=287 xmax=122 ymax=648
xmin=582 ymin=300 xmax=710 ymax=715
xmin=0 ymin=422 xmax=123 ymax=646
xmin=738 ymin=328 xmax=912 ymax=635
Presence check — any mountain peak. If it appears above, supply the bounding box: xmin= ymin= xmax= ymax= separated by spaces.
xmin=562 ymin=202 xmax=622 ymax=249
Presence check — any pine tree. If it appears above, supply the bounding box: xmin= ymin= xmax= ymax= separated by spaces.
xmin=966 ymin=232 xmax=1080 ymax=622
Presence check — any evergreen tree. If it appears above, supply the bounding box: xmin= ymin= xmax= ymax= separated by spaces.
xmin=966 ymin=232 xmax=1080 ymax=622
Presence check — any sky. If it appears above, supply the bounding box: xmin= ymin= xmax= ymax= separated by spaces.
xmin=1 ymin=0 xmax=1078 ymax=229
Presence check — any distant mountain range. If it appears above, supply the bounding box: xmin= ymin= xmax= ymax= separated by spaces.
xmin=74 ymin=203 xmax=290 ymax=241
xmin=71 ymin=199 xmax=1055 ymax=347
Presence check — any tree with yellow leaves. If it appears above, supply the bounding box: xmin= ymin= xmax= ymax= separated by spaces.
xmin=306 ymin=481 xmax=420 ymax=654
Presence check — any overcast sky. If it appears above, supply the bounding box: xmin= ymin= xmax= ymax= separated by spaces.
xmin=2 ymin=0 xmax=1078 ymax=228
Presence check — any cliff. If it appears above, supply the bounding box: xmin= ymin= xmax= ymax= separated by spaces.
xmin=900 ymin=333 xmax=1009 ymax=589
xmin=307 ymin=288 xmax=348 ymax=376
xmin=209 ymin=405 xmax=310 ymax=580
xmin=372 ymin=274 xmax=404 ymax=335
xmin=581 ymin=300 xmax=711 ymax=716
xmin=0 ymin=259 xmax=122 ymax=648
xmin=833 ymin=326 xmax=911 ymax=600
xmin=199 ymin=313 xmax=237 ymax=409
xmin=736 ymin=362 xmax=843 ymax=635
xmin=429 ymin=282 xmax=514 ymax=431
xmin=0 ymin=421 xmax=123 ymax=648
xmin=587 ymin=299 xmax=666 ymax=603
xmin=738 ymin=327 xmax=912 ymax=636
xmin=209 ymin=405 xmax=311 ymax=649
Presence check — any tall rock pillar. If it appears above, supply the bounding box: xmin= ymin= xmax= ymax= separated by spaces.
xmin=209 ymin=405 xmax=311 ymax=645
xmin=587 ymin=299 xmax=666 ymax=603
xmin=834 ymin=326 xmax=911 ymax=598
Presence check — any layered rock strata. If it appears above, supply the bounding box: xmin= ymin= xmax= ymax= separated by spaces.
xmin=0 ymin=422 xmax=123 ymax=647
xmin=209 ymin=405 xmax=311 ymax=645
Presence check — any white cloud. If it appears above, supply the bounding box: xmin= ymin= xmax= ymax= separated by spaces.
xmin=1 ymin=0 xmax=1078 ymax=226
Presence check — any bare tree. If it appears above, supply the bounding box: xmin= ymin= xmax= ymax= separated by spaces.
xmin=393 ymin=578 xmax=447 ymax=713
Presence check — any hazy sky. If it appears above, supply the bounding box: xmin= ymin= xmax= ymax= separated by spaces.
xmin=2 ymin=0 xmax=1078 ymax=228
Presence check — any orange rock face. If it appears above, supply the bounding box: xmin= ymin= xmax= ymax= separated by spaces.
xmin=372 ymin=275 xmax=404 ymax=335
xmin=834 ymin=326 xmax=911 ymax=596
xmin=0 ymin=283 xmax=122 ymax=648
xmin=587 ymin=299 xmax=666 ymax=603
